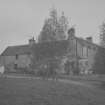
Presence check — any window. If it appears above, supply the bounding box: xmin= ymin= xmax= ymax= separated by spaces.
xmin=87 ymin=48 xmax=88 ymax=57
xmin=14 ymin=64 xmax=17 ymax=69
xmin=16 ymin=54 xmax=18 ymax=60
xmin=82 ymin=47 xmax=88 ymax=58
xmin=85 ymin=61 xmax=88 ymax=66
xmin=81 ymin=47 xmax=83 ymax=57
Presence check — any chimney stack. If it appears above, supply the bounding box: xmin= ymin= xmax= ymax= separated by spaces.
xmin=29 ymin=37 xmax=35 ymax=46
xmin=86 ymin=37 xmax=92 ymax=43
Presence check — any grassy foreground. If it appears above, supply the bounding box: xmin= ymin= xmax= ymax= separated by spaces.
xmin=0 ymin=76 xmax=105 ymax=105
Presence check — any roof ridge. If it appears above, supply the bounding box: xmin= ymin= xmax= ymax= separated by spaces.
xmin=8 ymin=44 xmax=29 ymax=48
xmin=75 ymin=36 xmax=101 ymax=48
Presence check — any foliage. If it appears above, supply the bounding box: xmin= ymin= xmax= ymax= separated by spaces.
xmin=100 ymin=22 xmax=105 ymax=47
xmin=92 ymin=21 xmax=105 ymax=74
xmin=93 ymin=47 xmax=105 ymax=74
xmin=47 ymin=58 xmax=60 ymax=77
xmin=36 ymin=64 xmax=49 ymax=78
xmin=31 ymin=56 xmax=61 ymax=79
xmin=38 ymin=19 xmax=57 ymax=42
xmin=38 ymin=8 xmax=69 ymax=42
xmin=64 ymin=61 xmax=71 ymax=75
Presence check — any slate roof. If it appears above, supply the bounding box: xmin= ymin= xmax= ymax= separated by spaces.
xmin=1 ymin=45 xmax=31 ymax=56
xmin=75 ymin=37 xmax=100 ymax=48
xmin=1 ymin=37 xmax=103 ymax=60
xmin=1 ymin=40 xmax=69 ymax=60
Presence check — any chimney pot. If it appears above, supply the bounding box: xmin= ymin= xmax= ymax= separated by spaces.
xmin=86 ymin=37 xmax=92 ymax=43
xmin=29 ymin=37 xmax=35 ymax=46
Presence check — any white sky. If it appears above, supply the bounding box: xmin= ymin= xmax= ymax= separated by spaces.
xmin=0 ymin=0 xmax=105 ymax=53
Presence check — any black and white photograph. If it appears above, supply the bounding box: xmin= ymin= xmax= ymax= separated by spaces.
xmin=0 ymin=0 xmax=105 ymax=105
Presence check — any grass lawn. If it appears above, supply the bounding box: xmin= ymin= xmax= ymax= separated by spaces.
xmin=59 ymin=74 xmax=105 ymax=89
xmin=0 ymin=76 xmax=105 ymax=105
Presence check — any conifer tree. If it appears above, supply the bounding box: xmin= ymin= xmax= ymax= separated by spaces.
xmin=93 ymin=21 xmax=105 ymax=74
xmin=38 ymin=8 xmax=69 ymax=42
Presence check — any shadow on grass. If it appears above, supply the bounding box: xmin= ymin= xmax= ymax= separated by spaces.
xmin=99 ymin=81 xmax=105 ymax=90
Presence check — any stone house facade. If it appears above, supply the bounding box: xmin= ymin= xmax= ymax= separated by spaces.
xmin=0 ymin=38 xmax=69 ymax=73
xmin=0 ymin=46 xmax=32 ymax=73
xmin=73 ymin=37 xmax=98 ymax=74
xmin=0 ymin=28 xmax=103 ymax=74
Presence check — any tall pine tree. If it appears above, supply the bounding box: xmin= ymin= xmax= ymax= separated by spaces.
xmin=38 ymin=8 xmax=69 ymax=43
xmin=100 ymin=22 xmax=105 ymax=47
xmin=93 ymin=21 xmax=105 ymax=74
xmin=93 ymin=47 xmax=105 ymax=74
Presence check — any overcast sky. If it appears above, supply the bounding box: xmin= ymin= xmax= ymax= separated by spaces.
xmin=0 ymin=0 xmax=105 ymax=53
